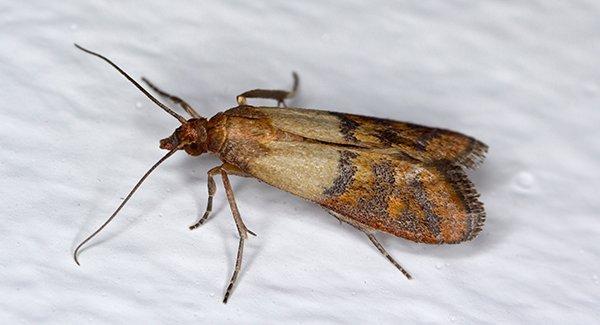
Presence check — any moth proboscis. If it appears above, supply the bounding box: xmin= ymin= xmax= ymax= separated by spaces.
xmin=73 ymin=44 xmax=488 ymax=303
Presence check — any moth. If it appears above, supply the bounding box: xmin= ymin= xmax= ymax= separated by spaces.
xmin=73 ymin=44 xmax=487 ymax=303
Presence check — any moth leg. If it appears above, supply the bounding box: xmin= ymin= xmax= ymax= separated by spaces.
xmin=141 ymin=77 xmax=201 ymax=118
xmin=236 ymin=72 xmax=299 ymax=107
xmin=189 ymin=166 xmax=221 ymax=230
xmin=189 ymin=164 xmax=251 ymax=230
xmin=363 ymin=231 xmax=412 ymax=280
xmin=220 ymin=167 xmax=256 ymax=303
xmin=327 ymin=210 xmax=412 ymax=279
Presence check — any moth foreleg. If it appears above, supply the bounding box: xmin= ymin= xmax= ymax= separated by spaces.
xmin=327 ymin=210 xmax=412 ymax=280
xmin=189 ymin=164 xmax=251 ymax=230
xmin=189 ymin=166 xmax=221 ymax=230
xmin=141 ymin=77 xmax=201 ymax=118
xmin=220 ymin=167 xmax=256 ymax=303
xmin=236 ymin=72 xmax=299 ymax=107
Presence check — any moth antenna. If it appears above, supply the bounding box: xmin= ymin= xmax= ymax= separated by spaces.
xmin=73 ymin=147 xmax=180 ymax=265
xmin=74 ymin=43 xmax=187 ymax=124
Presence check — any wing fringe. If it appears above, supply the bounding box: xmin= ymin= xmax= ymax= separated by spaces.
xmin=457 ymin=139 xmax=488 ymax=169
xmin=437 ymin=163 xmax=486 ymax=242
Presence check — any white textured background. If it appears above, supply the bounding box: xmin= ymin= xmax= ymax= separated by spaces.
xmin=1 ymin=1 xmax=599 ymax=324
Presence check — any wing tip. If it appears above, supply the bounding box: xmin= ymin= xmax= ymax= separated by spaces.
xmin=458 ymin=139 xmax=489 ymax=169
xmin=441 ymin=164 xmax=487 ymax=242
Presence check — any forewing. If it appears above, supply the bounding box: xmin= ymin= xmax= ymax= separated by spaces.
xmin=240 ymin=139 xmax=485 ymax=244
xmin=226 ymin=106 xmax=487 ymax=169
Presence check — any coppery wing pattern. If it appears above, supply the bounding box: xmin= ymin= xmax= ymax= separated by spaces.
xmin=219 ymin=106 xmax=487 ymax=243
xmin=319 ymin=150 xmax=485 ymax=243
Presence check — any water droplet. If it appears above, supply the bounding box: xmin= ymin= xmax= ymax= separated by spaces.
xmin=512 ymin=171 xmax=535 ymax=192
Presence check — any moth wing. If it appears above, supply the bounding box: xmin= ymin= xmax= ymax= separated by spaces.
xmin=226 ymin=106 xmax=487 ymax=169
xmin=239 ymin=139 xmax=484 ymax=244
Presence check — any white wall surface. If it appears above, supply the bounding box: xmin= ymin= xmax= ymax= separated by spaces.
xmin=1 ymin=1 xmax=599 ymax=324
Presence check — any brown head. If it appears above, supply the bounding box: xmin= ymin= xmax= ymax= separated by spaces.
xmin=159 ymin=118 xmax=209 ymax=156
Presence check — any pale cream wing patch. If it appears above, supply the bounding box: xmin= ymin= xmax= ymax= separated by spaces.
xmin=247 ymin=141 xmax=342 ymax=201
xmin=257 ymin=107 xmax=353 ymax=147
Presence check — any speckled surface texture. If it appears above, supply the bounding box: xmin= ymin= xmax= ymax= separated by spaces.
xmin=1 ymin=1 xmax=599 ymax=324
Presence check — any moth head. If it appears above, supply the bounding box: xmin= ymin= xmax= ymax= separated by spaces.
xmin=160 ymin=118 xmax=208 ymax=156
